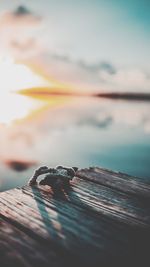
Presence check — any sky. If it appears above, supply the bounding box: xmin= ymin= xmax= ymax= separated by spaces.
xmin=0 ymin=0 xmax=150 ymax=92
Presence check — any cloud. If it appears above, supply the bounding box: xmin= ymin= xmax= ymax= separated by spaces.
xmin=9 ymin=38 xmax=40 ymax=58
xmin=0 ymin=5 xmax=149 ymax=93
xmin=50 ymin=54 xmax=116 ymax=75
xmin=29 ymin=52 xmax=150 ymax=93
xmin=27 ymin=53 xmax=116 ymax=92
xmin=14 ymin=6 xmax=33 ymax=16
xmin=99 ymin=68 xmax=150 ymax=92
xmin=0 ymin=5 xmax=41 ymax=27
xmin=0 ymin=5 xmax=43 ymax=58
xmin=75 ymin=112 xmax=112 ymax=128
xmin=4 ymin=159 xmax=37 ymax=172
xmin=78 ymin=60 xmax=116 ymax=75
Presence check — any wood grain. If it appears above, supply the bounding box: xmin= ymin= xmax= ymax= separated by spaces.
xmin=0 ymin=167 xmax=150 ymax=267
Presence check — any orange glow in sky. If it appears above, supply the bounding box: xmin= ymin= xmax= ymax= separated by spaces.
xmin=0 ymin=57 xmax=47 ymax=124
xmin=0 ymin=57 xmax=73 ymax=124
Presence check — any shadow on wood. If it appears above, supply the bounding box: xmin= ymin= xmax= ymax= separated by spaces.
xmin=0 ymin=167 xmax=150 ymax=267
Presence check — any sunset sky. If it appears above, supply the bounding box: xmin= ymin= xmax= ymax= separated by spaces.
xmin=0 ymin=0 xmax=149 ymax=93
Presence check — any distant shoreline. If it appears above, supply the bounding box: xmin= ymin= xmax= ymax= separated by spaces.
xmin=93 ymin=92 xmax=150 ymax=101
xmin=18 ymin=87 xmax=150 ymax=101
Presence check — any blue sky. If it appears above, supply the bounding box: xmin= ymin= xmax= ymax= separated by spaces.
xmin=24 ymin=0 xmax=150 ymax=67
xmin=0 ymin=0 xmax=149 ymax=92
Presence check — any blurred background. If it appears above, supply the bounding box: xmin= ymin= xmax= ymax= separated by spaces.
xmin=0 ymin=0 xmax=150 ymax=191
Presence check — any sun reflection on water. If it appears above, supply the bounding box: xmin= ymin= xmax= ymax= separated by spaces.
xmin=0 ymin=92 xmax=44 ymax=124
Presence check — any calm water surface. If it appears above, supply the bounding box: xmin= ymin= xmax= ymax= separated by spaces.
xmin=0 ymin=96 xmax=150 ymax=191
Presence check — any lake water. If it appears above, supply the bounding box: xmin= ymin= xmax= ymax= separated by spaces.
xmin=0 ymin=96 xmax=150 ymax=191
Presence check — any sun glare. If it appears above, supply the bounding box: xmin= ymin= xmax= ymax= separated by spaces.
xmin=0 ymin=57 xmax=46 ymax=92
xmin=0 ymin=57 xmax=47 ymax=124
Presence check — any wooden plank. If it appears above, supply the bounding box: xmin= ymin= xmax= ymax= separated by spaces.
xmin=0 ymin=186 xmax=101 ymax=266
xmin=0 ymin=167 xmax=150 ymax=267
xmin=72 ymin=177 xmax=150 ymax=226
xmin=0 ymin=218 xmax=62 ymax=267
xmin=77 ymin=167 xmax=150 ymax=198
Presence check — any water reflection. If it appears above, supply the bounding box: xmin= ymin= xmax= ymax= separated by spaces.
xmin=0 ymin=92 xmax=43 ymax=124
xmin=0 ymin=96 xmax=150 ymax=191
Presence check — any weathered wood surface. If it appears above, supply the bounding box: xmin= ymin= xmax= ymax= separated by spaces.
xmin=0 ymin=167 xmax=150 ymax=267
